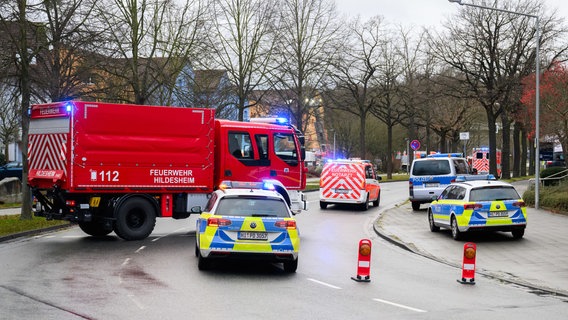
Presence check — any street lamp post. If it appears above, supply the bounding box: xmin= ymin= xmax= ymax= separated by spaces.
xmin=449 ymin=0 xmax=541 ymax=208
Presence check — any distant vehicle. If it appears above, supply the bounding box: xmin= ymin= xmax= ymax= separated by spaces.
xmin=319 ymin=158 xmax=381 ymax=210
xmin=0 ymin=162 xmax=23 ymax=181
xmin=194 ymin=181 xmax=300 ymax=272
xmin=428 ymin=176 xmax=527 ymax=240
xmin=471 ymin=147 xmax=502 ymax=177
xmin=408 ymin=153 xmax=471 ymax=211
xmin=540 ymin=139 xmax=566 ymax=168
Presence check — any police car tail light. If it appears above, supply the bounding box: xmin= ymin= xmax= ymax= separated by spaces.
xmin=512 ymin=201 xmax=526 ymax=208
xmin=207 ymin=217 xmax=232 ymax=227
xmin=66 ymin=200 xmax=76 ymax=207
xmin=463 ymin=203 xmax=482 ymax=210
xmin=275 ymin=220 xmax=296 ymax=230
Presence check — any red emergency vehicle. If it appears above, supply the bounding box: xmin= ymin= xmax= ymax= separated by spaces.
xmin=471 ymin=147 xmax=501 ymax=177
xmin=319 ymin=158 xmax=381 ymax=210
xmin=28 ymin=101 xmax=307 ymax=240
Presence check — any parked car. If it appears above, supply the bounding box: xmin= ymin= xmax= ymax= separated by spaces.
xmin=0 ymin=162 xmax=23 ymax=181
xmin=428 ymin=176 xmax=527 ymax=240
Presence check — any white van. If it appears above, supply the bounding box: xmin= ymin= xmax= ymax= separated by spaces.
xmin=409 ymin=153 xmax=471 ymax=211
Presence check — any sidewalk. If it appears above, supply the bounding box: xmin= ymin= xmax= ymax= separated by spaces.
xmin=374 ymin=181 xmax=568 ymax=296
xmin=0 ymin=207 xmax=22 ymax=216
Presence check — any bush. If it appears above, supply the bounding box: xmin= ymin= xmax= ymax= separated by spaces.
xmin=540 ymin=167 xmax=568 ymax=186
xmin=523 ymin=184 xmax=568 ymax=214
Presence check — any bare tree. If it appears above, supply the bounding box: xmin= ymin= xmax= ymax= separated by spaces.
xmin=368 ymin=26 xmax=406 ymax=178
xmin=31 ymin=0 xmax=101 ymax=102
xmin=95 ymin=0 xmax=208 ymax=105
xmin=0 ymin=83 xmax=20 ymax=161
xmin=325 ymin=16 xmax=387 ymax=159
xmin=270 ymin=0 xmax=340 ymax=134
xmin=0 ymin=0 xmax=37 ymax=219
xmin=430 ymin=0 xmax=567 ymax=178
xmin=210 ymin=0 xmax=278 ymax=120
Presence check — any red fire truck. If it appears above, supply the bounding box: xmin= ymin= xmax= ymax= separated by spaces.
xmin=28 ymin=101 xmax=307 ymax=240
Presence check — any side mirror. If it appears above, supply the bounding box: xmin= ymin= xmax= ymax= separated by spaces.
xmin=190 ymin=206 xmax=202 ymax=214
xmin=431 ymin=195 xmax=438 ymax=202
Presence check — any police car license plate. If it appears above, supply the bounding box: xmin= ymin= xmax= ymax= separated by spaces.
xmin=489 ymin=211 xmax=509 ymax=217
xmin=239 ymin=232 xmax=268 ymax=240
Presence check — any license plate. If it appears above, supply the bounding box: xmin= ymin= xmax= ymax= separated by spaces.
xmin=238 ymin=232 xmax=268 ymax=240
xmin=425 ymin=183 xmax=439 ymax=188
xmin=335 ymin=188 xmax=350 ymax=194
xmin=489 ymin=211 xmax=509 ymax=217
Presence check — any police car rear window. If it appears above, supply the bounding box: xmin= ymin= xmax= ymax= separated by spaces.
xmin=469 ymin=186 xmax=520 ymax=202
xmin=216 ymin=196 xmax=289 ymax=217
xmin=412 ymin=160 xmax=451 ymax=175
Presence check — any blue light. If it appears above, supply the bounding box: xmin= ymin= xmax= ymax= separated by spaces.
xmin=263 ymin=181 xmax=275 ymax=190
xmin=64 ymin=102 xmax=73 ymax=113
xmin=276 ymin=117 xmax=288 ymax=124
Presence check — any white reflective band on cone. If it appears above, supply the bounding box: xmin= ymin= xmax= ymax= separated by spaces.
xmin=358 ymin=261 xmax=370 ymax=268
xmin=463 ymin=263 xmax=475 ymax=270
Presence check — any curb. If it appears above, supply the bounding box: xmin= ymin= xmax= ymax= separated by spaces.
xmin=372 ymin=211 xmax=568 ymax=298
xmin=0 ymin=223 xmax=75 ymax=243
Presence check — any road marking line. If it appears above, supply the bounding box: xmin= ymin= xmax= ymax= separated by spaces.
xmin=307 ymin=278 xmax=342 ymax=289
xmin=121 ymin=258 xmax=131 ymax=266
xmin=372 ymin=298 xmax=427 ymax=313
xmin=135 ymin=246 xmax=146 ymax=253
xmin=128 ymin=294 xmax=146 ymax=310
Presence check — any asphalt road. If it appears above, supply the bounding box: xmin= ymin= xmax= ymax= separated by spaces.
xmin=1 ymin=181 xmax=567 ymax=319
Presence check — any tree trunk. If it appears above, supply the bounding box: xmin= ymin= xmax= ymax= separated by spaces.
xmin=501 ymin=114 xmax=511 ymax=179
xmin=512 ymin=122 xmax=521 ymax=177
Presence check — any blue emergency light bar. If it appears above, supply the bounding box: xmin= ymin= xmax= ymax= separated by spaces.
xmin=427 ymin=153 xmax=463 ymax=158
xmin=455 ymin=174 xmax=496 ymax=182
xmin=219 ymin=180 xmax=275 ymax=191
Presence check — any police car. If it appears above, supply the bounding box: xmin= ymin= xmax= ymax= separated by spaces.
xmin=194 ymin=181 xmax=300 ymax=272
xmin=409 ymin=153 xmax=471 ymax=211
xmin=428 ymin=176 xmax=527 ymax=240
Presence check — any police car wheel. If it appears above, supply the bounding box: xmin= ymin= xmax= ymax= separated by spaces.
xmin=512 ymin=229 xmax=525 ymax=239
xmin=428 ymin=210 xmax=439 ymax=232
xmin=197 ymin=251 xmax=211 ymax=270
xmin=283 ymin=258 xmax=298 ymax=273
xmin=411 ymin=202 xmax=420 ymax=211
xmin=320 ymin=201 xmax=328 ymax=209
xmin=451 ymin=216 xmax=462 ymax=240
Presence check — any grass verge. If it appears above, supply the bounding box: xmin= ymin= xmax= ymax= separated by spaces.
xmin=0 ymin=214 xmax=69 ymax=238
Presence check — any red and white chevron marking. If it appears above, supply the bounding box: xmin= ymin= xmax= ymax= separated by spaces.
xmin=28 ymin=133 xmax=68 ymax=175
xmin=320 ymin=163 xmax=364 ymax=200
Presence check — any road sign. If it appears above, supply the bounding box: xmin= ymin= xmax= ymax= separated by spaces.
xmin=410 ymin=140 xmax=420 ymax=151
xmin=460 ymin=132 xmax=470 ymax=140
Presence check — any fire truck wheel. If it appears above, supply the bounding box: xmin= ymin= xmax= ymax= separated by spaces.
xmin=114 ymin=197 xmax=157 ymax=240
xmin=78 ymin=221 xmax=113 ymax=237
xmin=319 ymin=201 xmax=328 ymax=209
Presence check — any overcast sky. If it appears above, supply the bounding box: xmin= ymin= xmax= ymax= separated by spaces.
xmin=334 ymin=0 xmax=568 ymax=29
